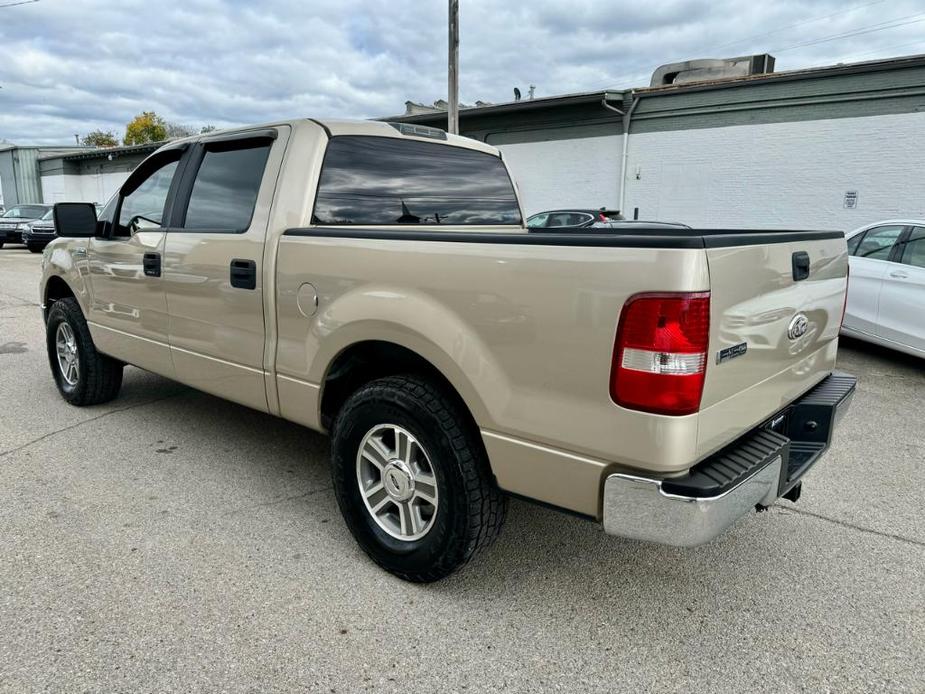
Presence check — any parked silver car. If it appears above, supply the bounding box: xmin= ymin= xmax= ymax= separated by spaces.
xmin=842 ymin=219 xmax=925 ymax=358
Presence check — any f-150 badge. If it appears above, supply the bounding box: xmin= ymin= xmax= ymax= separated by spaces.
xmin=716 ymin=342 xmax=747 ymax=364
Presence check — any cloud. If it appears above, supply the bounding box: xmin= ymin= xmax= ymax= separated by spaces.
xmin=0 ymin=0 xmax=923 ymax=144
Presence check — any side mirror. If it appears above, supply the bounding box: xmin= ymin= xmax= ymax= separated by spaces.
xmin=53 ymin=203 xmax=99 ymax=238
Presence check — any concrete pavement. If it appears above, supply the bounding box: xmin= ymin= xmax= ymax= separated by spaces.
xmin=1 ymin=247 xmax=922 ymax=692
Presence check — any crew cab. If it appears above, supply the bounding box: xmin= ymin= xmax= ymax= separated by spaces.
xmin=41 ymin=119 xmax=855 ymax=581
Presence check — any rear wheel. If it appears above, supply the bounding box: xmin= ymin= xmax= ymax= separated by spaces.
xmin=0 ymin=241 xmax=5 ymax=249
xmin=331 ymin=375 xmax=507 ymax=582
xmin=46 ymin=297 xmax=123 ymax=405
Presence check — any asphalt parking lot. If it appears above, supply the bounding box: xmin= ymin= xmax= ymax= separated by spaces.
xmin=1 ymin=246 xmax=923 ymax=693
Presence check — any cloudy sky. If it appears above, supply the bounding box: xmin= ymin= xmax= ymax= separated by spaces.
xmin=1 ymin=0 xmax=923 ymax=145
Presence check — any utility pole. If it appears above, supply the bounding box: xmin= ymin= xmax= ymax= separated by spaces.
xmin=447 ymin=0 xmax=459 ymax=135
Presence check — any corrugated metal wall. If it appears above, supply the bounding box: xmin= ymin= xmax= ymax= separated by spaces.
xmin=0 ymin=151 xmax=15 ymax=207
xmin=12 ymin=148 xmax=43 ymax=204
xmin=0 ymin=148 xmax=44 ymax=206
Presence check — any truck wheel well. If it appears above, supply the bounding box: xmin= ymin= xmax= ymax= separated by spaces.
xmin=44 ymin=276 xmax=76 ymax=321
xmin=320 ymin=341 xmax=477 ymax=434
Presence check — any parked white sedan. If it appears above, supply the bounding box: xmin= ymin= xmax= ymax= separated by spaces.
xmin=842 ymin=220 xmax=925 ymax=358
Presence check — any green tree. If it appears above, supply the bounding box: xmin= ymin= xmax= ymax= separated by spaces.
xmin=124 ymin=112 xmax=167 ymax=145
xmin=81 ymin=129 xmax=119 ymax=148
xmin=200 ymin=125 xmax=217 ymax=134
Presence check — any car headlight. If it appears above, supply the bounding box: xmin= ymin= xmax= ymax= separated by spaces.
xmin=17 ymin=223 xmax=29 ymax=230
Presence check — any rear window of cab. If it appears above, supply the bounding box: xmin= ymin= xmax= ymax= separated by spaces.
xmin=312 ymin=136 xmax=522 ymax=226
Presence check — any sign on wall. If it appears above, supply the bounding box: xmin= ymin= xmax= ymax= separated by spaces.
xmin=844 ymin=191 xmax=858 ymax=209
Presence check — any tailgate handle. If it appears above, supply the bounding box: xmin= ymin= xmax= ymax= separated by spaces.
xmin=142 ymin=252 xmax=161 ymax=278
xmin=792 ymin=251 xmax=810 ymax=281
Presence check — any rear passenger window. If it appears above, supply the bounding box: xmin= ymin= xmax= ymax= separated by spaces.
xmin=900 ymin=227 xmax=925 ymax=269
xmin=182 ymin=143 xmax=271 ymax=231
xmin=312 ymin=136 xmax=521 ymax=226
xmin=852 ymin=225 xmax=904 ymax=261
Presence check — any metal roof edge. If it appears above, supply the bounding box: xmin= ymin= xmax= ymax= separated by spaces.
xmin=387 ymin=52 xmax=925 ymax=124
xmin=387 ymin=90 xmax=626 ymax=124
xmin=37 ymin=141 xmax=165 ymax=162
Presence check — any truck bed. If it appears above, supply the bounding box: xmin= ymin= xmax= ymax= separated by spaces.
xmin=277 ymin=224 xmax=848 ymax=517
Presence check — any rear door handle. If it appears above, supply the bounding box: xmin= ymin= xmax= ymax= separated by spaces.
xmin=889 ymin=270 xmax=909 ymax=279
xmin=230 ymin=259 xmax=257 ymax=290
xmin=142 ymin=252 xmax=161 ymax=277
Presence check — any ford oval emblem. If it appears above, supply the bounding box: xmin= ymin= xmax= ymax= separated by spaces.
xmin=788 ymin=313 xmax=809 ymax=340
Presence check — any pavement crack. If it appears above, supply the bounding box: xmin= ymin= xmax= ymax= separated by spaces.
xmin=0 ymin=391 xmax=188 ymax=460
xmin=776 ymin=506 xmax=924 ymax=549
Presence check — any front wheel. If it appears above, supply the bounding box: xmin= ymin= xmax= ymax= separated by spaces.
xmin=331 ymin=375 xmax=507 ymax=582
xmin=46 ymin=297 xmax=123 ymax=405
xmin=27 ymin=243 xmax=44 ymax=253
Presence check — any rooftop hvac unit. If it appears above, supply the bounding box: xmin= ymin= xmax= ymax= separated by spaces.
xmin=650 ymin=54 xmax=775 ymax=87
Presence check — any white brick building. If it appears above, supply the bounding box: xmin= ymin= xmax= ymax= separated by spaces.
xmin=394 ymin=54 xmax=925 ymax=231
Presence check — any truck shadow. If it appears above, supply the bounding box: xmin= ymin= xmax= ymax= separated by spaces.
xmin=112 ymin=367 xmax=872 ymax=615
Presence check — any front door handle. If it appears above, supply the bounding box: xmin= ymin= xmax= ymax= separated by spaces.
xmin=230 ymin=259 xmax=257 ymax=290
xmin=142 ymin=252 xmax=161 ymax=277
xmin=889 ymin=270 xmax=909 ymax=279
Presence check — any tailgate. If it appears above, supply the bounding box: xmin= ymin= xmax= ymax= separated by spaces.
xmin=697 ymin=232 xmax=848 ymax=458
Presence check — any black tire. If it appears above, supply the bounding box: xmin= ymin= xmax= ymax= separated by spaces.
xmin=331 ymin=375 xmax=507 ymax=582
xmin=27 ymin=243 xmax=44 ymax=254
xmin=0 ymin=241 xmax=4 ymax=249
xmin=46 ymin=297 xmax=123 ymax=406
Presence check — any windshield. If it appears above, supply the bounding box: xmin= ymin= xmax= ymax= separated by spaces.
xmin=40 ymin=209 xmax=54 ymax=221
xmin=2 ymin=205 xmax=48 ymax=218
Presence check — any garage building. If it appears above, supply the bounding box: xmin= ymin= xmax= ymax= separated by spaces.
xmin=38 ymin=143 xmax=160 ymax=205
xmin=0 ymin=144 xmax=85 ymax=208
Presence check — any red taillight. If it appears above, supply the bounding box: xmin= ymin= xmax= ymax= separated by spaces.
xmin=611 ymin=292 xmax=710 ymax=416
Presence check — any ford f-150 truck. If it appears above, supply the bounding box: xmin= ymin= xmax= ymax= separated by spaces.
xmin=42 ymin=119 xmax=855 ymax=582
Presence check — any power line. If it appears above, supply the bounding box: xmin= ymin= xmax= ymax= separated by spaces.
xmin=583 ymin=3 xmax=903 ymax=92
xmin=580 ymin=3 xmax=920 ymax=93
xmin=0 ymin=0 xmax=40 ymax=8
xmin=770 ymin=12 xmax=925 ymax=52
xmin=831 ymin=38 xmax=925 ymax=62
xmin=710 ymin=0 xmax=892 ymax=52
xmin=592 ymin=8 xmax=925 ymax=92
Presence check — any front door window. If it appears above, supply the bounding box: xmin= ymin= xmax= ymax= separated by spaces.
xmin=116 ymin=159 xmax=179 ymax=236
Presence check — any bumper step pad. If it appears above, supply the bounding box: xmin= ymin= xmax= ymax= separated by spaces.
xmin=660 ymin=371 xmax=857 ymax=500
xmin=602 ymin=371 xmax=856 ymax=546
xmin=661 ymin=429 xmax=789 ymax=498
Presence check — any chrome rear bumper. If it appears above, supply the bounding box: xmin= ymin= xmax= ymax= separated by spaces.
xmin=602 ymin=371 xmax=856 ymax=547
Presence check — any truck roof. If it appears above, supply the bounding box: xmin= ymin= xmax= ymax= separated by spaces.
xmin=164 ymin=118 xmax=501 ymax=157
xmin=315 ymin=119 xmax=500 ymax=155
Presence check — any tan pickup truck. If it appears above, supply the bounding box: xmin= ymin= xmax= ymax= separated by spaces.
xmin=41 ymin=119 xmax=855 ymax=581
